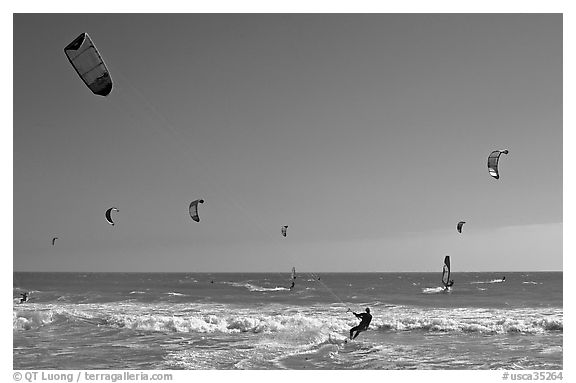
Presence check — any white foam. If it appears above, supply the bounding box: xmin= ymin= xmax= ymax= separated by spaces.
xmin=222 ymin=281 xmax=289 ymax=292
xmin=470 ymin=279 xmax=505 ymax=284
xmin=13 ymin=302 xmax=563 ymax=337
xmin=421 ymin=287 xmax=445 ymax=294
xmin=13 ymin=309 xmax=55 ymax=330
xmin=378 ymin=307 xmax=563 ymax=334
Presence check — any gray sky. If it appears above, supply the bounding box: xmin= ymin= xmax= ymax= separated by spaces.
xmin=13 ymin=13 xmax=562 ymax=272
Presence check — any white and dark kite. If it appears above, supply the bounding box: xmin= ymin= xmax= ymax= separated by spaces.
xmin=64 ymin=32 xmax=113 ymax=96
xmin=456 ymin=221 xmax=466 ymax=233
xmin=487 ymin=149 xmax=509 ymax=180
xmin=105 ymin=207 xmax=119 ymax=226
xmin=189 ymin=199 xmax=205 ymax=222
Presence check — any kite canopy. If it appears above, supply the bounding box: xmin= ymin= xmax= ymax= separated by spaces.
xmin=281 ymin=225 xmax=288 ymax=237
xmin=457 ymin=221 xmax=466 ymax=233
xmin=487 ymin=149 xmax=509 ymax=179
xmin=105 ymin=207 xmax=119 ymax=226
xmin=64 ymin=33 xmax=113 ymax=96
xmin=189 ymin=199 xmax=204 ymax=222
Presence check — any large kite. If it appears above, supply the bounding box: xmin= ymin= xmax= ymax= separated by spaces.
xmin=64 ymin=33 xmax=113 ymax=96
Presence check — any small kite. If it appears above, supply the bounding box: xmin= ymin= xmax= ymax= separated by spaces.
xmin=105 ymin=207 xmax=119 ymax=226
xmin=487 ymin=149 xmax=509 ymax=180
xmin=189 ymin=199 xmax=204 ymax=222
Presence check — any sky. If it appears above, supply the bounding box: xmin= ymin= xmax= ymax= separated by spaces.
xmin=12 ymin=13 xmax=563 ymax=272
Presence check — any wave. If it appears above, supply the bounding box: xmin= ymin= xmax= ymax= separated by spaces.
xmin=13 ymin=305 xmax=103 ymax=331
xmin=13 ymin=308 xmax=55 ymax=330
xmin=13 ymin=303 xmax=563 ymax=336
xmin=166 ymin=292 xmax=187 ymax=296
xmin=111 ymin=310 xmax=562 ymax=335
xmin=378 ymin=314 xmax=562 ymax=334
xmin=470 ymin=279 xmax=506 ymax=284
xmin=221 ymin=281 xmax=290 ymax=292
xmin=422 ymin=287 xmax=446 ymax=294
xmin=102 ymin=310 xmax=342 ymax=336
xmin=249 ymin=286 xmax=289 ymax=292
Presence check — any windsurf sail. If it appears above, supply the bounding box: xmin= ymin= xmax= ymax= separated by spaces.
xmin=291 ymin=267 xmax=296 ymax=280
xmin=487 ymin=149 xmax=509 ymax=179
xmin=442 ymin=256 xmax=451 ymax=286
xmin=281 ymin=225 xmax=288 ymax=237
xmin=105 ymin=207 xmax=119 ymax=226
xmin=64 ymin=33 xmax=113 ymax=96
xmin=52 ymin=237 xmax=58 ymax=246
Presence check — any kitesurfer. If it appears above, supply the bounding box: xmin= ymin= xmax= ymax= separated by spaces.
xmin=19 ymin=292 xmax=29 ymax=303
xmin=349 ymin=307 xmax=372 ymax=340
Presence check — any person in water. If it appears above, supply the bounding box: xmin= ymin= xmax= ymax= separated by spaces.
xmin=289 ymin=281 xmax=295 ymax=290
xmin=19 ymin=292 xmax=29 ymax=303
xmin=349 ymin=307 xmax=372 ymax=340
xmin=501 ymin=276 xmax=506 ymax=282
xmin=443 ymin=279 xmax=454 ymax=291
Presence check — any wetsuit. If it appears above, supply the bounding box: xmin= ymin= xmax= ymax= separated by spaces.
xmin=19 ymin=293 xmax=28 ymax=303
xmin=350 ymin=311 xmax=372 ymax=339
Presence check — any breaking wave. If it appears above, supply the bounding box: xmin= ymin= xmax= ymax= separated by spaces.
xmin=13 ymin=303 xmax=562 ymax=336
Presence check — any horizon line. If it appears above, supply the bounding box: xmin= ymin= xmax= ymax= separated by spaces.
xmin=12 ymin=270 xmax=563 ymax=273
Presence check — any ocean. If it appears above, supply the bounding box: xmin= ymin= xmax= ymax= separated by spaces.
xmin=13 ymin=271 xmax=562 ymax=370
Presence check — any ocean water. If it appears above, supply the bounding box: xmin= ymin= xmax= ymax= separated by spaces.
xmin=13 ymin=272 xmax=562 ymax=370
